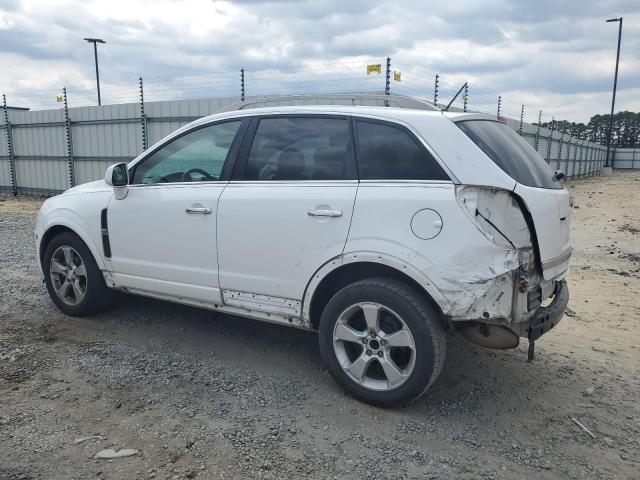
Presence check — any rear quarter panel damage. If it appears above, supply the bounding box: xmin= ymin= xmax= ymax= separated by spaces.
xmin=304 ymin=183 xmax=528 ymax=324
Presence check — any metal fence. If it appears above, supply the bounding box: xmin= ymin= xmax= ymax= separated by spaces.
xmin=610 ymin=147 xmax=638 ymax=169
xmin=0 ymin=90 xmax=626 ymax=196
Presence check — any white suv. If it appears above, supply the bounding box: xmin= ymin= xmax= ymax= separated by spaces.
xmin=35 ymin=106 xmax=571 ymax=406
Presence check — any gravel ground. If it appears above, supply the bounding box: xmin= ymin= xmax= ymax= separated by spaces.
xmin=1 ymin=171 xmax=639 ymax=480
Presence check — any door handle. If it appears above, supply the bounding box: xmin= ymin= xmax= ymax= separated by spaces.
xmin=185 ymin=207 xmax=212 ymax=214
xmin=307 ymin=209 xmax=343 ymax=218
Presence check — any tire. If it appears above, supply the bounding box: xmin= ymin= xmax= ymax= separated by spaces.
xmin=43 ymin=231 xmax=114 ymax=316
xmin=318 ymin=278 xmax=446 ymax=407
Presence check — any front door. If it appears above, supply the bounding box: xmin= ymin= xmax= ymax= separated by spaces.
xmin=217 ymin=115 xmax=358 ymax=302
xmin=107 ymin=119 xmax=244 ymax=304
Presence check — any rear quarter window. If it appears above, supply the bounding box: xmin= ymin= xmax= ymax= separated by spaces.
xmin=355 ymin=120 xmax=449 ymax=181
xmin=456 ymin=120 xmax=562 ymax=189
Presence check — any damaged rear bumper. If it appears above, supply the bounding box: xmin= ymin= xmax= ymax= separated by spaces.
xmin=457 ymin=280 xmax=569 ymax=350
xmin=525 ymin=280 xmax=569 ymax=341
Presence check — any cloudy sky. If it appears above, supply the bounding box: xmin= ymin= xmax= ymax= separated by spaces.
xmin=0 ymin=0 xmax=638 ymax=122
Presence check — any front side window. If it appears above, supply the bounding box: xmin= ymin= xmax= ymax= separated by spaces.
xmin=243 ymin=117 xmax=355 ymax=181
xmin=356 ymin=120 xmax=449 ymax=181
xmin=132 ymin=121 xmax=241 ymax=184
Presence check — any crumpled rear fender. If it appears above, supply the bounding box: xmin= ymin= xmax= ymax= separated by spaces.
xmin=301 ymin=251 xmax=452 ymax=324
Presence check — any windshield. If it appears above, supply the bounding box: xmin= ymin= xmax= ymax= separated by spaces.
xmin=457 ymin=119 xmax=562 ymax=189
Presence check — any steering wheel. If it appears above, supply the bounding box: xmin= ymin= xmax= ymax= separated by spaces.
xmin=181 ymin=168 xmax=216 ymax=182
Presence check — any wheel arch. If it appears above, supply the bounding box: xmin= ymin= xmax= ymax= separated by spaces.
xmin=39 ymin=220 xmax=105 ymax=272
xmin=302 ymin=252 xmax=450 ymax=330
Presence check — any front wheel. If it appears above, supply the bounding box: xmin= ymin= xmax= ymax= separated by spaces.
xmin=43 ymin=231 xmax=114 ymax=316
xmin=318 ymin=278 xmax=446 ymax=407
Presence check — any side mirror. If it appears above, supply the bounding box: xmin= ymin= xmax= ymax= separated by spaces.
xmin=105 ymin=163 xmax=129 ymax=199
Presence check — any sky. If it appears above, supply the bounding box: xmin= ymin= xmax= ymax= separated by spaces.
xmin=0 ymin=0 xmax=638 ymax=122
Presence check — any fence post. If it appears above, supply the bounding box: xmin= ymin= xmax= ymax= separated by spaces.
xmin=598 ymin=147 xmax=603 ymax=174
xmin=2 ymin=94 xmax=17 ymax=195
xmin=632 ymin=147 xmax=636 ymax=169
xmin=240 ymin=68 xmax=245 ymax=102
xmin=518 ymin=104 xmax=524 ymax=135
xmin=384 ymin=56 xmax=391 ymax=106
xmin=556 ymin=129 xmax=563 ymax=171
xmin=497 ymin=95 xmax=501 ymax=117
xmin=433 ymin=73 xmax=439 ymax=106
xmin=571 ymin=133 xmax=579 ymax=178
xmin=575 ymin=136 xmax=580 ymax=177
xmin=463 ymin=83 xmax=468 ymax=112
xmin=612 ymin=147 xmax=616 ymax=169
xmin=535 ymin=110 xmax=542 ymax=152
xmin=139 ymin=77 xmax=147 ymax=152
xmin=564 ymin=127 xmax=572 ymax=176
xmin=546 ymin=119 xmax=554 ymax=164
xmin=579 ymin=138 xmax=585 ymax=177
xmin=62 ymin=87 xmax=75 ymax=188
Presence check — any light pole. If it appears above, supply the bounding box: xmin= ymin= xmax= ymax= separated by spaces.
xmin=84 ymin=37 xmax=106 ymax=106
xmin=604 ymin=17 xmax=622 ymax=168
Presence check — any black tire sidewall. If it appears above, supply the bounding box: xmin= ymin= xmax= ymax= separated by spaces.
xmin=43 ymin=232 xmax=107 ymax=317
xmin=318 ymin=279 xmax=443 ymax=407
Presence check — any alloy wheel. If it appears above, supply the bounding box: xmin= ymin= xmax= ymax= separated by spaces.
xmin=49 ymin=245 xmax=88 ymax=306
xmin=332 ymin=302 xmax=416 ymax=391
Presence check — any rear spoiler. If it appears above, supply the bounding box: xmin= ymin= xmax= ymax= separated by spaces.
xmin=444 ymin=113 xmax=506 ymax=124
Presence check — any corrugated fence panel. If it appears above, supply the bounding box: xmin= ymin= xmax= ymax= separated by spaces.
xmin=12 ymin=126 xmax=67 ymax=157
xmin=147 ymin=100 xmax=191 ymax=145
xmin=12 ymin=109 xmax=67 ymax=157
xmin=613 ymin=148 xmax=638 ymax=169
xmin=537 ymin=137 xmax=549 ymax=158
xmin=15 ymin=158 xmax=68 ymax=192
xmin=0 ymin=115 xmax=10 ymax=192
xmin=549 ymin=132 xmax=561 ymax=160
xmin=4 ymin=93 xmax=626 ymax=194
xmin=75 ymin=159 xmax=119 ymax=185
xmin=71 ymin=104 xmax=142 ymax=159
xmin=0 ymin=121 xmax=8 ymax=157
xmin=0 ymin=159 xmax=10 ymax=192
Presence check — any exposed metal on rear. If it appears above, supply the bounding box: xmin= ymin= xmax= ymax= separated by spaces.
xmin=460 ymin=323 xmax=520 ymax=349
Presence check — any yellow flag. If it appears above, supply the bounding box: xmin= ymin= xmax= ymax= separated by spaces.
xmin=393 ymin=71 xmax=402 ymax=82
xmin=367 ymin=64 xmax=382 ymax=75
xmin=56 ymin=94 xmax=63 ymax=103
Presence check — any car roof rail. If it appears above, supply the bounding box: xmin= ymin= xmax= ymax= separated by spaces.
xmin=216 ymin=93 xmax=440 ymax=113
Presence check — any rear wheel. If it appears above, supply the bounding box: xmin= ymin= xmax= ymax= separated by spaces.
xmin=43 ymin=232 xmax=114 ymax=316
xmin=318 ymin=278 xmax=446 ymax=407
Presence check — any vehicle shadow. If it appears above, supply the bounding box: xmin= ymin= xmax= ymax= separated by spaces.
xmin=99 ymin=292 xmax=572 ymax=415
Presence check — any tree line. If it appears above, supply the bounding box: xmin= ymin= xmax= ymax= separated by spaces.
xmin=538 ymin=111 xmax=639 ymax=148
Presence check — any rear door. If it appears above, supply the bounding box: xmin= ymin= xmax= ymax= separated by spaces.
xmin=216 ymin=115 xmax=358 ymax=304
xmin=455 ymin=119 xmax=571 ymax=279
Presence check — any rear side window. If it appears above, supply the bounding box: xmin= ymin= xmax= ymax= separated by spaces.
xmin=243 ymin=116 xmax=355 ymax=181
xmin=457 ymin=120 xmax=562 ymax=189
xmin=355 ymin=120 xmax=449 ymax=181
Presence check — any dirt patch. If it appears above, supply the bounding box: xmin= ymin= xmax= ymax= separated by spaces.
xmin=619 ymin=223 xmax=640 ymax=235
xmin=0 ymin=194 xmax=43 ymax=214
xmin=1 ymin=171 xmax=639 ymax=479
